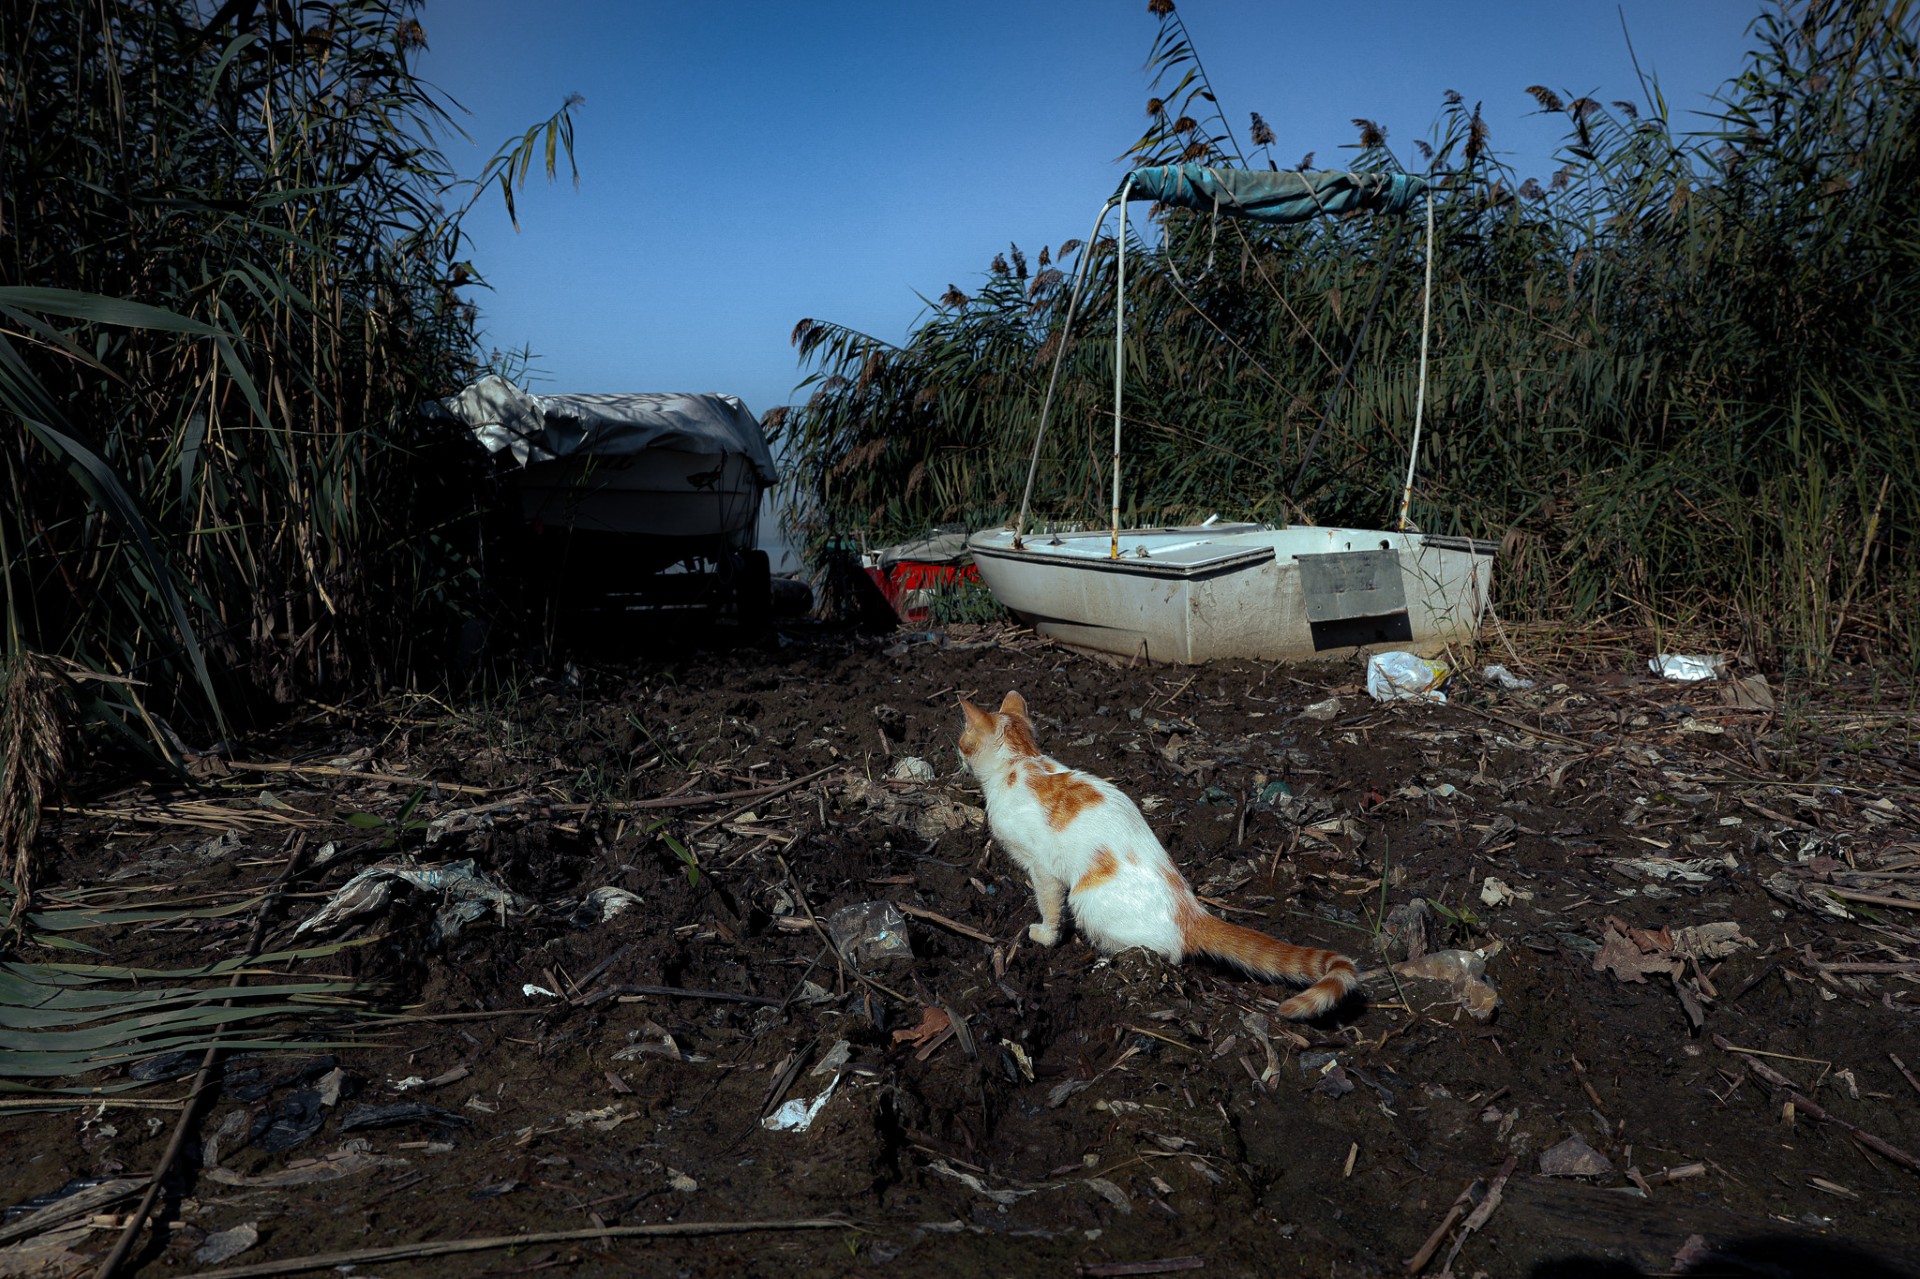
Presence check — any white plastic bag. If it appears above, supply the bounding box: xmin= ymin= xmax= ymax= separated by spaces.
xmin=1650 ymin=653 xmax=1725 ymax=681
xmin=1366 ymin=652 xmax=1450 ymax=703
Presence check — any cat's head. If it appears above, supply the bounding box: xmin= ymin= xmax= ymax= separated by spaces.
xmin=957 ymin=690 xmax=1040 ymax=769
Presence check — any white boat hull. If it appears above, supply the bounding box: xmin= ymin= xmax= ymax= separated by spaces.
xmin=969 ymin=523 xmax=1495 ymax=664
xmin=517 ymin=449 xmax=763 ymax=545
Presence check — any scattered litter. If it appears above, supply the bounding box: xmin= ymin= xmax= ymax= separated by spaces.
xmin=889 ymin=756 xmax=937 ymax=783
xmin=1366 ymin=652 xmax=1450 ymax=703
xmin=1650 ymin=654 xmax=1725 ymax=681
xmin=925 ymin=1159 xmax=1032 ymax=1204
xmin=574 ymin=885 xmax=644 ymax=925
xmin=418 ymin=1065 xmax=465 ymax=1090
xmin=335 ymin=1102 xmax=468 ymax=1134
xmin=667 ymin=1169 xmax=699 ymax=1193
xmin=1762 ymin=851 xmax=1919 ymax=922
xmin=840 ymin=775 xmax=985 ymax=839
xmin=1298 ymin=1050 xmax=1340 ymax=1079
xmin=812 ymin=1039 xmax=853 ymax=1078
xmin=201 ymin=1110 xmax=250 ymax=1168
xmin=613 ymin=1021 xmax=694 ymax=1062
xmin=1478 ymin=878 xmax=1533 ymax=908
xmin=1671 ymin=1235 xmax=1715 ymax=1271
xmin=204 ymin=1143 xmax=405 ymax=1187
xmin=1664 ymin=921 xmax=1755 ymax=958
xmin=762 ymin=1075 xmax=840 ymax=1132
xmin=425 ymin=805 xmax=499 ymax=846
xmin=1253 ymin=779 xmax=1295 ymax=808
xmin=563 ymin=1104 xmax=639 ymax=1132
xmin=294 ymin=859 xmax=533 ymax=945
xmin=1539 ymin=1134 xmax=1614 ymax=1177
xmin=128 ymin=1050 xmax=204 ymax=1083
xmin=1482 ymin=664 xmax=1536 ymax=691
xmin=0 ymin=1177 xmax=139 ymax=1234
xmin=0 ymin=1220 xmax=93 ymax=1274
xmin=1047 ymin=1079 xmax=1093 ymax=1108
xmin=1298 ymin=1050 xmax=1355 ymax=1099
xmin=1724 ymin=673 xmax=1775 ymax=710
xmin=1608 ymin=854 xmax=1737 ymax=886
xmin=193 ymin=1223 xmax=259 ymax=1266
xmin=1393 ymin=948 xmax=1502 ymax=1021
xmin=826 ymin=900 xmax=913 ymax=966
xmin=1377 ymin=897 xmax=1441 ymax=962
xmin=522 ymin=983 xmax=558 ymax=999
xmin=251 ymin=1091 xmax=327 ymax=1153
xmin=1299 ymin=696 xmax=1342 ymax=721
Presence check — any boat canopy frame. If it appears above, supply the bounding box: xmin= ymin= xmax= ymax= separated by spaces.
xmin=1008 ymin=163 xmax=1436 ymax=554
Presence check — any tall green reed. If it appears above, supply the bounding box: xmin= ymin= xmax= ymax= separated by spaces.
xmin=1 ymin=0 xmax=581 ymax=916
xmin=1 ymin=0 xmax=580 ymax=758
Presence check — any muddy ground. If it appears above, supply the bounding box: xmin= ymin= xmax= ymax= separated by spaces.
xmin=5 ymin=619 xmax=1920 ymax=1278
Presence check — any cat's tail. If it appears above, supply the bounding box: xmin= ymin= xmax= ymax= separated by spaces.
xmin=1182 ymin=913 xmax=1359 ymax=1020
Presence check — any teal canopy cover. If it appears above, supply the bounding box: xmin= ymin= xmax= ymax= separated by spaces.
xmin=1120 ymin=165 xmax=1425 ymax=224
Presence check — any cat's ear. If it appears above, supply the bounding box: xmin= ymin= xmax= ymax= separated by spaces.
xmin=997 ymin=690 xmax=1029 ymax=719
xmin=959 ymin=699 xmax=994 ymax=732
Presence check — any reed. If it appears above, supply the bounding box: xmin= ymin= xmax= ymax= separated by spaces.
xmin=775 ymin=0 xmax=1918 ymax=675
xmin=1 ymin=1 xmax=579 ymax=753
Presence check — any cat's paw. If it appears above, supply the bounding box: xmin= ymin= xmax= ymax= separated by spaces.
xmin=1028 ymin=923 xmax=1059 ymax=946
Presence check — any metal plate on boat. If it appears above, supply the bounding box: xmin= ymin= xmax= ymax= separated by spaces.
xmin=1419 ymin=533 xmax=1501 ymax=557
xmin=1295 ymin=549 xmax=1407 ymax=623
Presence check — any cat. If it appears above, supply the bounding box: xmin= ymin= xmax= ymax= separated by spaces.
xmin=958 ymin=690 xmax=1358 ymax=1020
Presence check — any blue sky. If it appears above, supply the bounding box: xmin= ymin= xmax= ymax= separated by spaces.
xmin=421 ymin=0 xmax=1765 ymax=419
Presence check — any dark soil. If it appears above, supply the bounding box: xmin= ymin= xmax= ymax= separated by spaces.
xmin=6 ymin=621 xmax=1920 ymax=1278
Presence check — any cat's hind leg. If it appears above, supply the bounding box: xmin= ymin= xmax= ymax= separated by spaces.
xmin=1027 ymin=872 xmax=1068 ymax=946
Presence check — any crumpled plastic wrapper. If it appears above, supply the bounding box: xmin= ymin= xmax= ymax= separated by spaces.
xmin=1649 ymin=653 xmax=1725 ymax=681
xmin=294 ymin=859 xmax=532 ymax=946
xmin=825 ymin=900 xmax=912 ymax=967
xmin=1366 ymin=652 xmax=1450 ymax=703
xmin=571 ymin=885 xmax=644 ymax=926
xmin=839 ymin=775 xmax=983 ymax=839
xmin=1392 ymin=947 xmax=1502 ymax=1021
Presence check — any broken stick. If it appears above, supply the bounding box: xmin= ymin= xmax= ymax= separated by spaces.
xmin=1715 ymin=1036 xmax=1920 ymax=1175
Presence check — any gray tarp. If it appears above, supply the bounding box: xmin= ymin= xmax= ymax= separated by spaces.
xmin=441 ymin=375 xmax=778 ymax=485
xmin=1120 ymin=165 xmax=1426 ymax=225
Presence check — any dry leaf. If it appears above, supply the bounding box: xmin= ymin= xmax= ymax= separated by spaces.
xmin=891 ymin=1005 xmax=951 ymax=1048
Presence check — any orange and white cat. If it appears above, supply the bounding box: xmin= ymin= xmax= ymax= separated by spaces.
xmin=959 ymin=691 xmax=1357 ymax=1020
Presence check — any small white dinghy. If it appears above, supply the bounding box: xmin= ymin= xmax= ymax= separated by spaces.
xmin=969 ymin=164 xmax=1496 ymax=664
xmin=971 ymin=522 xmax=1493 ymax=665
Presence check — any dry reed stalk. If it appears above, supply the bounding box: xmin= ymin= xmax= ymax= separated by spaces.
xmin=1 ymin=653 xmax=67 ymax=924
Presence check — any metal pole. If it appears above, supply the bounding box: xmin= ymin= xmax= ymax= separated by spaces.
xmin=1012 ymin=198 xmax=1118 ymax=547
xmin=1112 ymin=176 xmax=1134 ymax=559
xmin=1397 ymin=185 xmax=1435 ymax=532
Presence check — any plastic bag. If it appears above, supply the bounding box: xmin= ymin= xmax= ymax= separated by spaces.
xmin=825 ymin=900 xmax=913 ymax=967
xmin=1649 ymin=653 xmax=1725 ymax=681
xmin=1366 ymin=652 xmax=1451 ymax=703
xmin=1393 ymin=948 xmax=1502 ymax=1021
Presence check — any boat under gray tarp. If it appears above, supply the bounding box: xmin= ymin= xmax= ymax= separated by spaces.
xmin=442 ymin=375 xmax=778 ymax=485
xmin=439 ymin=375 xmax=781 ymax=608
